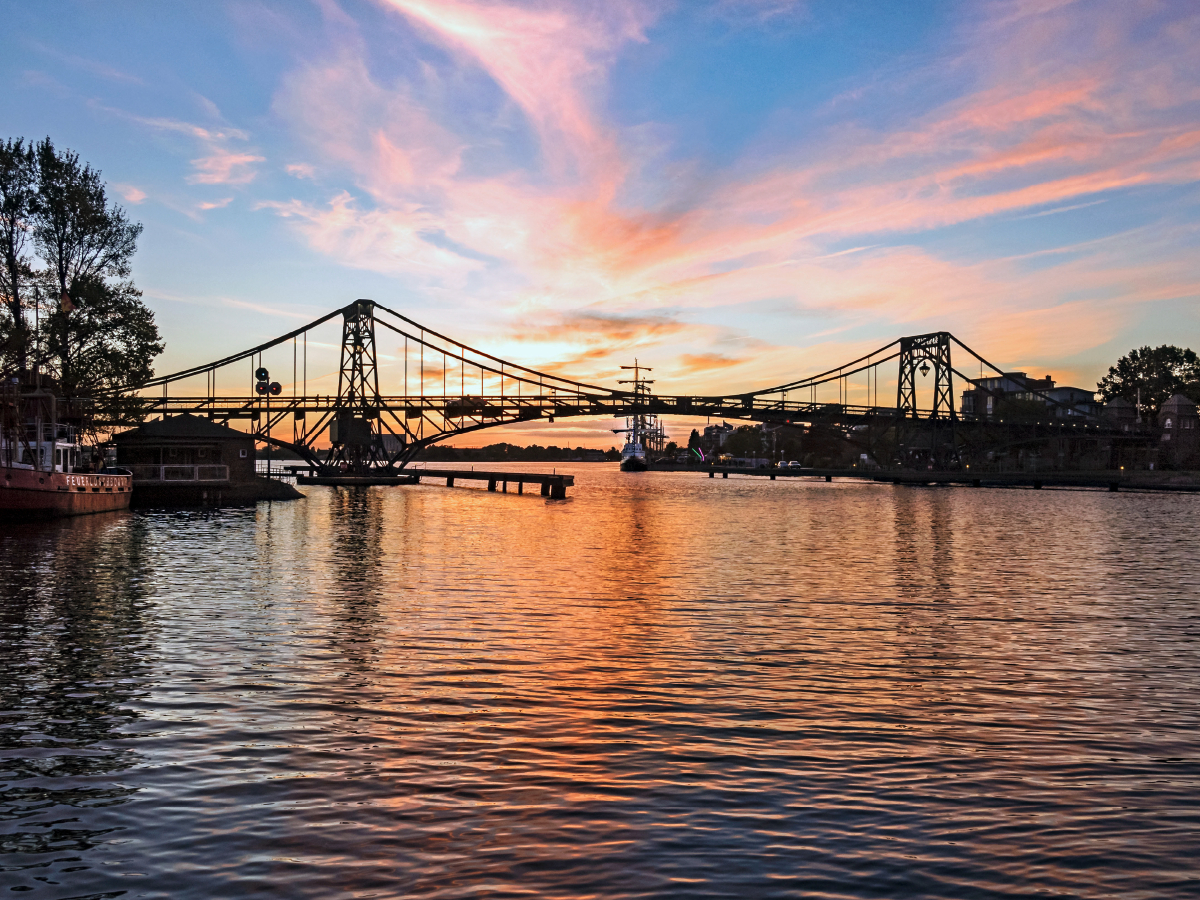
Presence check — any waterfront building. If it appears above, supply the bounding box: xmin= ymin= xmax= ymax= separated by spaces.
xmin=1103 ymin=397 xmax=1138 ymax=429
xmin=1158 ymin=394 xmax=1200 ymax=469
xmin=115 ymin=414 xmax=297 ymax=505
xmin=702 ymin=422 xmax=735 ymax=452
xmin=961 ymin=373 xmax=1101 ymax=420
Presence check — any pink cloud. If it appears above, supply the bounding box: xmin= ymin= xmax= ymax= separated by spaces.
xmin=120 ymin=111 xmax=266 ymax=186
xmin=188 ymin=151 xmax=265 ymax=185
xmin=266 ymin=0 xmax=1200 ymax=394
xmin=113 ymin=183 xmax=146 ymax=204
xmin=381 ymin=0 xmax=652 ymax=184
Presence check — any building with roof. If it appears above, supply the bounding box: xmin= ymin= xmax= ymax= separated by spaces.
xmin=1158 ymin=394 xmax=1200 ymax=468
xmin=114 ymin=414 xmax=300 ymax=505
xmin=960 ymin=372 xmax=1101 ymax=420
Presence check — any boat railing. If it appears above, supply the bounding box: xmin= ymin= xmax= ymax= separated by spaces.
xmin=129 ymin=464 xmax=230 ymax=483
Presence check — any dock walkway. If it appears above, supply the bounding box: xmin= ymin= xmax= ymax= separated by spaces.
xmin=292 ymin=467 xmax=573 ymax=498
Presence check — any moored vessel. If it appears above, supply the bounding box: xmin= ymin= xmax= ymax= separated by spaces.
xmin=614 ymin=360 xmax=667 ymax=473
xmin=1 ymin=379 xmax=131 ymax=520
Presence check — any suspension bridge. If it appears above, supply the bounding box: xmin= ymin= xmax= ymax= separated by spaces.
xmin=126 ymin=299 xmax=1134 ymax=474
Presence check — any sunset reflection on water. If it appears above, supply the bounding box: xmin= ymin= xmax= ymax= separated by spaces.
xmin=2 ymin=467 xmax=1198 ymax=898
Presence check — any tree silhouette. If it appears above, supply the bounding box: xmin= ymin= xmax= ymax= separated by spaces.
xmin=1098 ymin=345 xmax=1200 ymax=418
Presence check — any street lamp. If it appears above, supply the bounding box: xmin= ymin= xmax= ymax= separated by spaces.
xmin=919 ymin=362 xmax=930 ymax=377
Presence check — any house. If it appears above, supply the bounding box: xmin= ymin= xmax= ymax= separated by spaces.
xmin=961 ymin=372 xmax=1053 ymax=419
xmin=1044 ymin=385 xmax=1103 ymax=419
xmin=1158 ymin=394 xmax=1200 ymax=468
xmin=115 ymin=414 xmax=300 ymax=505
xmin=961 ymin=372 xmax=1100 ymax=420
xmin=702 ymin=422 xmax=735 ymax=451
xmin=1103 ymin=396 xmax=1138 ymax=429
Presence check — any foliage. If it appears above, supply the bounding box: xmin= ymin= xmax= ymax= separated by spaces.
xmin=724 ymin=424 xmax=764 ymax=458
xmin=38 ymin=275 xmax=160 ymax=430
xmin=0 ymin=139 xmax=37 ymax=372
xmin=416 ymin=442 xmax=621 ymax=462
xmin=687 ymin=428 xmax=701 ymax=450
xmin=33 ymin=139 xmax=142 ymax=298
xmin=1098 ymin=345 xmax=1200 ymax=417
xmin=0 ymin=136 xmax=162 ymax=436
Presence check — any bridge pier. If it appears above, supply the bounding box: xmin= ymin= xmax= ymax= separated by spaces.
xmin=723 ymin=471 xmax=728 ymax=478
xmin=709 ymin=471 xmax=714 ymax=478
xmin=488 ymin=478 xmax=496 ymax=491
xmin=825 ymin=475 xmax=832 ymax=482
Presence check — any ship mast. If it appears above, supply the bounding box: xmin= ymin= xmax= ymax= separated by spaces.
xmin=618 ymin=360 xmax=655 ymax=446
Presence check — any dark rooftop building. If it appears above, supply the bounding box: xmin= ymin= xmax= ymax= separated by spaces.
xmin=1159 ymin=394 xmax=1200 ymax=469
xmin=961 ymin=372 xmax=1101 ymax=421
xmin=115 ymin=414 xmax=299 ymax=506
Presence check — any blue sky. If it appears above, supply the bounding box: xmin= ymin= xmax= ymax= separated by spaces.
xmin=3 ymin=0 xmax=1198 ymax=445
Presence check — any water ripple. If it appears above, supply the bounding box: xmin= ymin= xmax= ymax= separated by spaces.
xmin=1 ymin=470 xmax=1198 ymax=897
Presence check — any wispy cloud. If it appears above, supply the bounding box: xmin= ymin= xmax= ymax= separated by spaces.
xmin=262 ymin=0 xmax=1200 ymax=387
xmin=105 ymin=107 xmax=266 ymax=186
xmin=188 ymin=151 xmax=264 ymax=186
xmin=29 ymin=41 xmax=144 ymax=85
xmin=113 ymin=183 xmax=146 ymax=204
xmin=677 ymin=352 xmax=747 ymax=374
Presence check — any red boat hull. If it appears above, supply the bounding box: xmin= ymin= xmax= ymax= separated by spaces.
xmin=0 ymin=467 xmax=132 ymax=520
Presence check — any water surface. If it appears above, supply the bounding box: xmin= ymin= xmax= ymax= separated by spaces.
xmin=2 ymin=467 xmax=1199 ymax=898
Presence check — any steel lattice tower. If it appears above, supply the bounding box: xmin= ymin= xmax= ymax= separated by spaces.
xmin=326 ymin=299 xmax=387 ymax=472
xmin=896 ymin=332 xmax=958 ymax=467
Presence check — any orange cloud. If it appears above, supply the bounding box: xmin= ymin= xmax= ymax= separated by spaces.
xmin=263 ymin=0 xmax=1200 ymax=397
xmin=677 ymin=352 xmax=747 ymax=374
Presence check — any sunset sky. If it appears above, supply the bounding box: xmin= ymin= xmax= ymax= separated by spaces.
xmin=3 ymin=0 xmax=1199 ymax=446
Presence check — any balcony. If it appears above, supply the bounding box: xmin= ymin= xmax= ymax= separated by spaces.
xmin=129 ymin=464 xmax=229 ymax=483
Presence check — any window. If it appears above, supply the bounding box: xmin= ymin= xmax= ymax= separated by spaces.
xmin=1185 ymin=419 xmax=1194 ymax=429
xmin=1164 ymin=418 xmax=1173 ymax=429
xmin=239 ymin=449 xmax=248 ymax=458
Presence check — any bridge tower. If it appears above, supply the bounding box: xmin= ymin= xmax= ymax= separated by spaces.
xmin=896 ymin=332 xmax=958 ymax=467
xmin=325 ymin=299 xmax=390 ymax=473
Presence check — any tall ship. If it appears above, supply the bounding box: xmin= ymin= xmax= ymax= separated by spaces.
xmin=613 ymin=361 xmax=667 ymax=472
xmin=1 ymin=377 xmax=132 ymax=520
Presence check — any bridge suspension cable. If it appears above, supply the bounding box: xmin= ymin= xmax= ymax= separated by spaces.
xmin=107 ymin=299 xmax=1122 ymax=475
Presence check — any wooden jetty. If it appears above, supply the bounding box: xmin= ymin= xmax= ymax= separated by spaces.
xmin=415 ymin=468 xmax=572 ymax=498
xmin=292 ymin=467 xmax=572 ymax=498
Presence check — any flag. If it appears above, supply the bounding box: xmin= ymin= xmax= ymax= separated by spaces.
xmin=60 ymin=291 xmax=75 ymax=313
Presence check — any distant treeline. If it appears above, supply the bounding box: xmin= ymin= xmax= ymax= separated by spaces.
xmin=417 ymin=442 xmax=621 ymax=462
